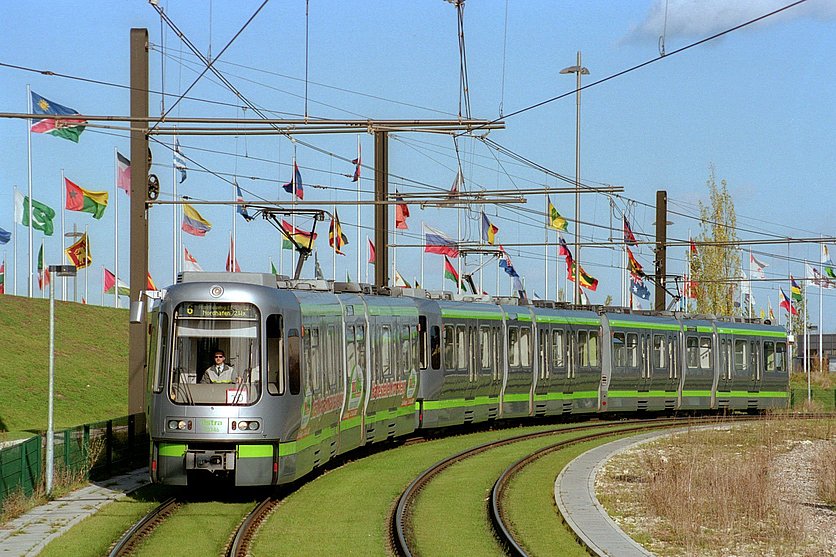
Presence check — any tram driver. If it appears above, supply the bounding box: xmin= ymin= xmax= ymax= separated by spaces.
xmin=201 ymin=349 xmax=239 ymax=384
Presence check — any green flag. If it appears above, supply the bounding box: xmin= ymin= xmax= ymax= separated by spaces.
xmin=14 ymin=190 xmax=55 ymax=236
xmin=270 ymin=261 xmax=278 ymax=274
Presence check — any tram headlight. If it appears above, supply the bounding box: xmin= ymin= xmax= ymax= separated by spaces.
xmin=177 ymin=420 xmax=187 ymax=430
xmin=168 ymin=420 xmax=178 ymax=430
xmin=248 ymin=421 xmax=260 ymax=431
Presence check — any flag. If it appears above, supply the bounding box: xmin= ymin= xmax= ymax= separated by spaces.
xmin=626 ymin=246 xmax=645 ymax=278
xmin=395 ymin=192 xmax=410 ymax=230
xmin=558 ymin=236 xmax=571 ymax=258
xmin=347 ymin=271 xmax=353 ymax=283
xmin=768 ymin=300 xmax=775 ymax=321
xmin=684 ymin=274 xmax=698 ymax=299
xmin=567 ymin=258 xmax=598 ymax=291
xmin=181 ymin=204 xmax=212 ymax=236
xmin=394 ymin=270 xmax=411 ymax=288
xmin=779 ymin=288 xmax=798 ymax=315
xmin=65 ymin=232 xmax=91 ymax=269
xmin=65 ymin=177 xmax=108 ymax=219
xmin=547 ymin=197 xmax=568 ymax=231
xmin=690 ymin=239 xmax=698 ymax=255
xmin=368 ymin=238 xmax=376 ymax=264
xmin=116 ymin=152 xmax=131 ymax=195
xmin=173 ymin=138 xmax=187 ymax=183
xmin=481 ymin=212 xmax=499 ymax=245
xmin=314 ymin=252 xmax=324 ymax=280
xmin=0 ymin=261 xmax=4 ymax=294
xmin=623 ymin=216 xmax=638 ymax=246
xmin=226 ymin=236 xmax=241 ymax=272
xmin=329 ymin=211 xmax=348 ymax=255
xmin=236 ymin=183 xmax=253 ymax=222
xmin=282 ymin=162 xmax=304 ymax=199
xmin=37 ymin=243 xmax=50 ymax=290
xmin=443 ymin=256 xmax=463 ymax=291
xmin=498 ymin=245 xmax=519 ymax=278
xmin=30 ymin=91 xmax=86 ymax=142
xmin=0 ymin=226 xmax=10 ymax=245
xmin=790 ymin=275 xmax=802 ymax=302
xmin=103 ymin=268 xmax=130 ymax=297
xmin=281 ymin=220 xmax=316 ymax=250
xmin=270 ymin=261 xmax=278 ymax=275
xmin=749 ymin=253 xmax=768 ymax=279
xmin=578 ymin=289 xmax=588 ymax=305
xmin=630 ymin=276 xmax=650 ymax=300
xmin=14 ymin=191 xmax=56 ymax=236
xmin=450 ymin=168 xmax=463 ymax=196
xmin=414 ymin=278 xmax=421 ymax=289
xmin=147 ymin=272 xmax=157 ymax=290
xmin=423 ymin=223 xmax=459 ymax=258
xmin=351 ymin=144 xmax=361 ymax=182
xmin=183 ymin=247 xmax=203 ymax=272
xmin=806 ymin=264 xmax=834 ymax=289
xmin=822 ymin=245 xmax=836 ymax=279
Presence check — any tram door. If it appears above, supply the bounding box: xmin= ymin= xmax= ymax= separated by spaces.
xmin=638 ymin=333 xmax=652 ymax=392
xmin=535 ymin=327 xmax=550 ymax=399
xmin=718 ymin=338 xmax=732 ymax=392
xmin=749 ymin=340 xmax=762 ymax=392
xmin=565 ymin=329 xmax=577 ymax=393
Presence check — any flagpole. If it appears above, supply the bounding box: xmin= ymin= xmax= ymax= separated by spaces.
xmin=13 ymin=185 xmax=17 ymax=296
xmin=356 ymin=136 xmax=361 ymax=286
xmin=27 ymin=84 xmax=33 ymax=298
xmin=100 ymin=266 xmax=104 ymax=306
xmin=60 ymin=170 xmax=66 ymax=301
xmin=332 ymin=204 xmax=337 ymax=282
xmin=232 ymin=182 xmax=237 ymax=272
xmin=544 ymin=212 xmax=548 ymax=300
xmin=420 ymin=233 xmax=425 ymax=290
xmin=85 ymin=225 xmax=89 ymax=303
xmin=365 ymin=235 xmax=370 ymax=284
xmin=819 ymin=254 xmax=824 ymax=374
xmin=113 ymin=149 xmax=119 ymax=308
xmin=172 ymin=143 xmax=177 ymax=283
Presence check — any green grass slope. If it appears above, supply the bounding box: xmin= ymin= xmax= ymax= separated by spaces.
xmin=0 ymin=295 xmax=129 ymax=435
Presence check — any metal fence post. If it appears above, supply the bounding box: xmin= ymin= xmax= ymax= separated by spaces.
xmin=106 ymin=420 xmax=113 ymax=476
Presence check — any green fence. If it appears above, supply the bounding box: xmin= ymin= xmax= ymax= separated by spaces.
xmin=0 ymin=414 xmax=148 ymax=508
xmin=790 ymin=387 xmax=836 ymax=411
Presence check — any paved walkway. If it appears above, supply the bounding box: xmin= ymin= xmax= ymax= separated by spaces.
xmin=0 ymin=468 xmax=148 ymax=557
xmin=555 ymin=433 xmax=662 ymax=557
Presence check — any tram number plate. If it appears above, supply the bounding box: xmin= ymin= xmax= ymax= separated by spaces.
xmin=196 ymin=418 xmax=228 ymax=433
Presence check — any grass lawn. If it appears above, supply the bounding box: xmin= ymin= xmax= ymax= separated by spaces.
xmin=0 ymin=295 xmax=129 ymax=437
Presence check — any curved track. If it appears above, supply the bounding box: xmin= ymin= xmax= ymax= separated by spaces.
xmin=225 ymin=497 xmax=281 ymax=557
xmin=388 ymin=419 xmax=660 ymax=557
xmin=108 ymin=496 xmax=181 ymax=557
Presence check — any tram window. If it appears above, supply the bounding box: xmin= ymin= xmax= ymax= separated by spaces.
xmin=764 ymin=341 xmax=775 ymax=371
xmin=380 ymin=326 xmax=392 ymax=380
xmin=430 ymin=326 xmax=441 ymax=370
xmin=493 ymin=328 xmax=501 ymax=380
xmin=356 ymin=326 xmax=366 ymax=371
xmin=327 ymin=325 xmax=338 ymax=391
xmin=686 ymin=337 xmax=699 ymax=368
xmin=612 ymin=332 xmax=626 ymax=367
xmin=266 ymin=314 xmax=284 ymax=395
xmin=411 ymin=326 xmax=419 ymax=373
xmin=401 ymin=325 xmax=411 ymax=380
xmin=552 ymin=330 xmax=565 ymax=369
xmin=699 ymin=337 xmax=712 ymax=370
xmin=346 ymin=326 xmax=357 ymax=390
xmin=653 ymin=335 xmax=666 ymax=369
xmin=287 ymin=328 xmax=301 ymax=395
xmin=750 ymin=341 xmax=759 ymax=378
xmin=588 ymin=330 xmax=599 ymax=367
xmin=539 ymin=330 xmax=549 ymax=379
xmin=669 ymin=338 xmax=678 ymax=379
xmin=456 ymin=325 xmax=467 ymax=370
xmin=577 ymin=331 xmax=588 ymax=367
xmin=720 ymin=339 xmax=730 ymax=380
xmin=734 ymin=339 xmax=747 ymax=371
xmin=626 ymin=333 xmax=638 ymax=368
xmin=152 ymin=313 xmax=168 ymax=393
xmin=419 ymin=316 xmax=428 ymax=370
xmin=775 ymin=342 xmax=787 ymax=372
xmin=444 ymin=325 xmax=456 ymax=369
xmin=519 ymin=327 xmax=531 ymax=367
xmin=480 ymin=327 xmax=492 ymax=372
xmin=508 ymin=327 xmax=520 ymax=367
xmin=307 ymin=328 xmax=322 ymax=393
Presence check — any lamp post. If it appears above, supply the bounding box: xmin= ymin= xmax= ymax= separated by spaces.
xmin=46 ymin=264 xmax=76 ymax=497
xmin=560 ymin=51 xmax=589 ymax=304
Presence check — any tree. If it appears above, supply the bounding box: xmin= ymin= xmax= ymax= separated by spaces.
xmin=689 ymin=167 xmax=741 ymax=316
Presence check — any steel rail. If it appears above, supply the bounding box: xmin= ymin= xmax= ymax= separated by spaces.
xmin=108 ymin=496 xmax=180 ymax=557
xmin=226 ymin=497 xmax=281 ymax=557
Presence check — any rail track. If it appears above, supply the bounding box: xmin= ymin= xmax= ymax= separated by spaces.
xmin=108 ymin=496 xmax=181 ymax=557
xmin=225 ymin=497 xmax=282 ymax=557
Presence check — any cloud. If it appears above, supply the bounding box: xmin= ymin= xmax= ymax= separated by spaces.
xmin=626 ymin=0 xmax=836 ymax=43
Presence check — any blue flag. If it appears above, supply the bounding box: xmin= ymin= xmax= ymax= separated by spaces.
xmin=630 ymin=276 xmax=650 ymax=300
xmin=235 ymin=184 xmax=253 ymax=221
xmin=0 ymin=226 xmax=10 ymax=245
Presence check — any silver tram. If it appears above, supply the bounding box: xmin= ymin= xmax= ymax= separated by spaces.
xmin=146 ymin=272 xmax=789 ymax=487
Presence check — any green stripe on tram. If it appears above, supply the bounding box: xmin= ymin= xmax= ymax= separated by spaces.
xmin=237 ymin=444 xmax=274 ymax=458
xmin=608 ymin=320 xmax=680 ymax=331
xmin=533 ymin=390 xmax=597 ymax=401
xmin=421 ymin=396 xmax=499 ymax=410
xmin=716 ymin=390 xmax=788 ymax=398
xmin=158 ymin=443 xmax=187 ymax=457
xmin=441 ymin=309 xmax=503 ymax=320
xmin=534 ymin=315 xmax=600 ymax=326
xmin=607 ymin=390 xmax=677 ymax=399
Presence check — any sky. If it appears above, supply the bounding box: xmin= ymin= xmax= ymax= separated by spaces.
xmin=0 ymin=0 xmax=834 ymax=332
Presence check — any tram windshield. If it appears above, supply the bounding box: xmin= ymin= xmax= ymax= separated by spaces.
xmin=169 ymin=302 xmax=261 ymax=406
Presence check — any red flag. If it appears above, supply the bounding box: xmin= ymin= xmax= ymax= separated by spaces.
xmin=368 ymin=238 xmax=376 ymax=264
xmin=626 ymin=246 xmax=645 ymax=278
xmin=147 ymin=272 xmax=157 ymax=290
xmin=395 ymin=193 xmax=410 ymax=230
xmin=623 ymin=216 xmax=638 ymax=246
xmin=690 ymin=239 xmax=698 ymax=255
xmin=779 ymin=288 xmax=798 ymax=315
xmin=351 ymin=142 xmax=361 ymax=182
xmin=226 ymin=235 xmax=241 ymax=272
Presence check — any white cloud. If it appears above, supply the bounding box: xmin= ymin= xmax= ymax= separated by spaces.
xmin=626 ymin=0 xmax=836 ymax=43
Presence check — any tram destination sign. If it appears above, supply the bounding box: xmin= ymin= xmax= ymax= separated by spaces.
xmin=178 ymin=302 xmax=257 ymax=319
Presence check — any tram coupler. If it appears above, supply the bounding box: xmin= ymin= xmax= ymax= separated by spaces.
xmin=185 ymin=449 xmax=236 ymax=472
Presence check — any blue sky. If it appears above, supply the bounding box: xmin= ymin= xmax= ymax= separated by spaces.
xmin=1 ymin=0 xmax=834 ymax=330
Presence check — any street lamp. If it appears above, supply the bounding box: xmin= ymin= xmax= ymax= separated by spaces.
xmin=46 ymin=264 xmax=77 ymax=497
xmin=560 ymin=51 xmax=589 ymax=304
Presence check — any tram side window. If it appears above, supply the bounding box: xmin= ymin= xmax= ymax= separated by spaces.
xmin=327 ymin=325 xmax=338 ymax=392
xmin=539 ymin=330 xmax=550 ymax=379
xmin=480 ymin=327 xmax=492 ymax=373
xmin=775 ymin=342 xmax=787 ymax=372
xmin=669 ymin=338 xmax=678 ymax=379
xmin=444 ymin=325 xmax=456 ymax=369
xmin=266 ymin=314 xmax=284 ymax=395
xmin=411 ymin=325 xmax=419 ymax=373
xmin=652 ymin=335 xmax=666 ymax=369
xmin=305 ymin=327 xmax=322 ymax=393
xmin=699 ymin=337 xmax=712 ymax=370
xmin=401 ymin=325 xmax=411 ymax=379
xmin=578 ymin=331 xmax=588 ymax=367
xmin=764 ymin=341 xmax=776 ymax=372
xmin=356 ymin=326 xmax=367 ymax=372
xmin=346 ymin=326 xmax=357 ymax=387
xmin=419 ymin=316 xmax=428 ymax=370
xmin=552 ymin=330 xmax=565 ymax=370
xmin=456 ymin=325 xmax=467 ymax=370
xmin=508 ymin=327 xmax=520 ymax=367
xmin=380 ymin=325 xmax=392 ymax=381
xmin=734 ymin=339 xmax=748 ymax=371
xmin=588 ymin=330 xmax=599 ymax=367
xmin=430 ymin=326 xmax=441 ymax=370
xmin=152 ymin=313 xmax=169 ymax=393
xmin=686 ymin=337 xmax=699 ymax=368
xmin=612 ymin=332 xmax=626 ymax=367
xmin=626 ymin=333 xmax=638 ymax=368
xmin=287 ymin=328 xmax=301 ymax=395
xmin=493 ymin=328 xmax=501 ymax=381
xmin=519 ymin=327 xmax=531 ymax=367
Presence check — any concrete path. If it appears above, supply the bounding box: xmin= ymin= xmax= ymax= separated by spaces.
xmin=555 ymin=433 xmax=661 ymax=557
xmin=0 ymin=468 xmax=148 ymax=557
